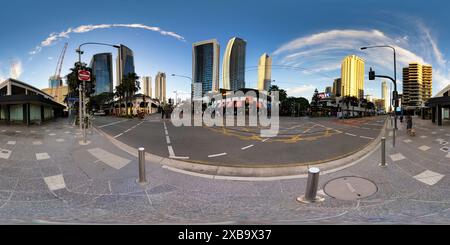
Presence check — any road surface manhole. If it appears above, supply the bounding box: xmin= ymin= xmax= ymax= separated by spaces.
xmin=324 ymin=176 xmax=378 ymax=201
xmin=441 ymin=147 xmax=450 ymax=153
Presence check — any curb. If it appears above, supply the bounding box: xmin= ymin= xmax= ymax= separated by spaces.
xmin=94 ymin=117 xmax=387 ymax=180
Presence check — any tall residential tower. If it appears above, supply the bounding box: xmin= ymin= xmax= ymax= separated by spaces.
xmin=341 ymin=55 xmax=365 ymax=99
xmin=402 ymin=63 xmax=432 ymax=107
xmin=155 ymin=72 xmax=166 ymax=102
xmin=192 ymin=39 xmax=220 ymax=98
xmin=257 ymin=53 xmax=272 ymax=91
xmin=381 ymin=80 xmax=389 ymax=112
xmin=222 ymin=37 xmax=246 ymax=91
xmin=142 ymin=76 xmax=152 ymax=97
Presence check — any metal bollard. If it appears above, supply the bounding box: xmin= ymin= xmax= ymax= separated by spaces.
xmin=138 ymin=147 xmax=147 ymax=185
xmin=379 ymin=137 xmax=387 ymax=167
xmin=297 ymin=167 xmax=325 ymax=203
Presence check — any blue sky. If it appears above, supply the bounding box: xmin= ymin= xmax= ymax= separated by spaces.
xmin=1 ymin=0 xmax=449 ymax=101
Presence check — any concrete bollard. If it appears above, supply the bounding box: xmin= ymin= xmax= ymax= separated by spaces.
xmin=138 ymin=147 xmax=147 ymax=185
xmin=297 ymin=167 xmax=325 ymax=204
xmin=379 ymin=137 xmax=387 ymax=167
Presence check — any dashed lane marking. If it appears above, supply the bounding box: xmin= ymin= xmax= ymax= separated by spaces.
xmin=241 ymin=144 xmax=254 ymax=150
xmin=44 ymin=174 xmax=66 ymax=191
xmin=208 ymin=153 xmax=227 ymax=158
xmin=36 ymin=153 xmax=50 ymax=161
xmin=168 ymin=145 xmax=175 ymax=157
xmin=345 ymin=133 xmax=357 ymax=137
xmin=56 ymin=139 xmax=65 ymax=142
xmin=166 ymin=136 xmax=171 ymax=144
xmin=7 ymin=141 xmax=16 ymax=145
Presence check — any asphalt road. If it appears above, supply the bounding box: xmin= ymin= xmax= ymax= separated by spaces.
xmin=93 ymin=114 xmax=386 ymax=167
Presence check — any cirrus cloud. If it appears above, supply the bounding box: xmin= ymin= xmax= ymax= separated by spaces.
xmin=30 ymin=23 xmax=186 ymax=55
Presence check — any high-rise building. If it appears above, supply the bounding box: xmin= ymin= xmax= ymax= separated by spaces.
xmin=332 ymin=78 xmax=342 ymax=97
xmin=222 ymin=37 xmax=246 ymax=91
xmin=341 ymin=55 xmax=365 ymax=99
xmin=325 ymin=86 xmax=332 ymax=95
xmin=192 ymin=39 xmax=220 ymax=98
xmin=381 ymin=80 xmax=389 ymax=112
xmin=116 ymin=44 xmax=135 ymax=86
xmin=155 ymin=72 xmax=166 ymax=102
xmin=257 ymin=53 xmax=272 ymax=91
xmin=142 ymin=76 xmax=152 ymax=97
xmin=90 ymin=53 xmax=113 ymax=95
xmin=402 ymin=63 xmax=433 ymax=107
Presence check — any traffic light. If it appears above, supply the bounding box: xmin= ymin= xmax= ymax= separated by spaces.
xmin=369 ymin=67 xmax=375 ymax=80
xmin=392 ymin=91 xmax=399 ymax=107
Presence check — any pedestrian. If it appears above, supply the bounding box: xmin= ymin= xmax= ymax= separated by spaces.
xmin=406 ymin=114 xmax=413 ymax=132
xmin=400 ymin=115 xmax=404 ymax=123
xmin=161 ymin=107 xmax=165 ymax=119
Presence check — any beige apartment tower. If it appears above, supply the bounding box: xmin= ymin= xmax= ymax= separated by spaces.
xmin=381 ymin=80 xmax=389 ymax=112
xmin=402 ymin=63 xmax=432 ymax=107
xmin=155 ymin=72 xmax=166 ymax=102
xmin=341 ymin=55 xmax=365 ymax=99
xmin=142 ymin=76 xmax=152 ymax=97
xmin=257 ymin=53 xmax=272 ymax=91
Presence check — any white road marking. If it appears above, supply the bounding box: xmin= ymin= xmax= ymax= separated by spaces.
xmin=420 ymin=135 xmax=427 ymax=138
xmin=15 ymin=131 xmax=21 ymax=133
xmin=418 ymin=145 xmax=431 ymax=151
xmin=36 ymin=153 xmax=50 ymax=160
xmin=431 ymin=132 xmax=437 ymax=135
xmin=345 ymin=133 xmax=357 ymax=137
xmin=65 ymin=131 xmax=71 ymax=134
xmin=32 ymin=141 xmax=42 ymax=145
xmin=241 ymin=144 xmax=254 ymax=150
xmin=87 ymin=148 xmax=131 ymax=169
xmin=0 ymin=149 xmax=11 ymax=159
xmin=7 ymin=141 xmax=16 ymax=145
xmin=44 ymin=174 xmax=66 ymax=191
xmin=166 ymin=136 xmax=171 ymax=144
xmin=98 ymin=119 xmax=129 ymax=128
xmin=414 ymin=170 xmax=445 ymax=186
xmin=208 ymin=153 xmax=227 ymax=158
xmin=390 ymin=153 xmax=405 ymax=162
xmin=48 ymin=133 xmax=56 ymax=136
xmin=360 ymin=136 xmax=374 ymax=140
xmin=169 ymin=156 xmax=190 ymax=160
xmin=262 ymin=138 xmax=269 ymax=142
xmin=403 ymin=139 xmax=412 ymax=143
xmin=164 ymin=130 xmax=169 ymax=135
xmin=56 ymin=139 xmax=65 ymax=142
xmin=1 ymin=130 xmax=6 ymax=132
xmin=113 ymin=133 xmax=123 ymax=138
xmin=168 ymin=145 xmax=175 ymax=157
xmin=124 ymin=129 xmax=131 ymax=133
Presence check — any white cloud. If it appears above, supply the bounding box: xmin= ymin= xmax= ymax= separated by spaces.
xmin=30 ymin=23 xmax=185 ymax=55
xmin=48 ymin=57 xmax=53 ymax=60
xmin=10 ymin=60 xmax=22 ymax=79
xmin=286 ymin=85 xmax=315 ymax=95
xmin=272 ymin=27 xmax=449 ymax=95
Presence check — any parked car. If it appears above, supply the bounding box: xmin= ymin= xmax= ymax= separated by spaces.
xmin=93 ymin=110 xmax=106 ymax=116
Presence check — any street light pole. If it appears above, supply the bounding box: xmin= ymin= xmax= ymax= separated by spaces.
xmin=361 ymin=45 xmax=398 ymax=130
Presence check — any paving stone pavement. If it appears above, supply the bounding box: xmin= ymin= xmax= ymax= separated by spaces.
xmin=0 ymin=117 xmax=450 ymax=224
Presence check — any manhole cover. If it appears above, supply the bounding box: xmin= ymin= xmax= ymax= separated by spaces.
xmin=441 ymin=147 xmax=450 ymax=152
xmin=324 ymin=176 xmax=378 ymax=201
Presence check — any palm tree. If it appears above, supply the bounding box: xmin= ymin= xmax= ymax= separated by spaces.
xmin=121 ymin=73 xmax=140 ymax=116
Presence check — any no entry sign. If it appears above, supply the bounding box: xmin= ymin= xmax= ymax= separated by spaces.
xmin=78 ymin=70 xmax=91 ymax=81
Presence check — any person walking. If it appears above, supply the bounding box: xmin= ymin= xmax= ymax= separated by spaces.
xmin=400 ymin=115 xmax=404 ymax=123
xmin=161 ymin=106 xmax=165 ymax=119
xmin=406 ymin=114 xmax=413 ymax=134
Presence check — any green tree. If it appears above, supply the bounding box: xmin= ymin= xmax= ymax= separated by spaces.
xmin=310 ymin=89 xmax=320 ymax=116
xmin=120 ymin=73 xmax=140 ymax=117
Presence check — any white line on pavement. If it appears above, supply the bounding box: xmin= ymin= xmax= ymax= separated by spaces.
xmin=168 ymin=145 xmax=175 ymax=157
xmin=345 ymin=133 xmax=357 ymax=137
xmin=262 ymin=138 xmax=269 ymax=142
xmin=166 ymin=136 xmax=171 ymax=144
xmin=335 ymin=130 xmax=343 ymax=133
xmin=98 ymin=119 xmax=129 ymax=128
xmin=165 ymin=130 xmax=169 ymax=135
xmin=241 ymin=144 xmax=254 ymax=150
xmin=208 ymin=153 xmax=227 ymax=158
xmin=169 ymin=156 xmax=190 ymax=160
xmin=113 ymin=133 xmax=123 ymax=138
xmin=360 ymin=136 xmax=374 ymax=140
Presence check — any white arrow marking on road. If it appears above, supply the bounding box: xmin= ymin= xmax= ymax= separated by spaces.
xmin=208 ymin=153 xmax=227 ymax=158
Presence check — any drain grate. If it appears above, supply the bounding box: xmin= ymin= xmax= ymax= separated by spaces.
xmin=324 ymin=176 xmax=378 ymax=201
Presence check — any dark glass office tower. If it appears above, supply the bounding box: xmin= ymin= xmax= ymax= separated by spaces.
xmin=222 ymin=37 xmax=246 ymax=91
xmin=90 ymin=53 xmax=113 ymax=95
xmin=116 ymin=44 xmax=135 ymax=84
xmin=192 ymin=39 xmax=219 ymax=98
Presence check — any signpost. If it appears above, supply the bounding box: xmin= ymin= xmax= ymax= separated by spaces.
xmin=78 ymin=69 xmax=91 ymax=144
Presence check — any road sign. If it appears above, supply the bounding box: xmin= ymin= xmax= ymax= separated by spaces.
xmin=78 ymin=70 xmax=91 ymax=81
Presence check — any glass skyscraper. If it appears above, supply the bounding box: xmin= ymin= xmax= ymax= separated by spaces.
xmin=192 ymin=39 xmax=220 ymax=98
xmin=222 ymin=37 xmax=246 ymax=91
xmin=90 ymin=53 xmax=113 ymax=95
xmin=116 ymin=44 xmax=135 ymax=85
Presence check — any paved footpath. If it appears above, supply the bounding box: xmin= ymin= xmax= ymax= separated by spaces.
xmin=0 ymin=117 xmax=450 ymax=224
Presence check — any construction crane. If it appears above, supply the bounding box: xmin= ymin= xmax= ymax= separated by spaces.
xmin=49 ymin=42 xmax=68 ymax=88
